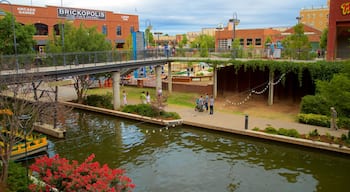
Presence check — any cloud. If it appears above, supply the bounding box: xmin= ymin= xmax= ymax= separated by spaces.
xmin=10 ymin=0 xmax=328 ymax=35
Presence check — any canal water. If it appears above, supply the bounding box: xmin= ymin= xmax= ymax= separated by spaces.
xmin=48 ymin=110 xmax=350 ymax=192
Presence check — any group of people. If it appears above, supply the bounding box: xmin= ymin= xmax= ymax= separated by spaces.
xmin=140 ymin=91 xmax=151 ymax=104
xmin=195 ymin=93 xmax=214 ymax=115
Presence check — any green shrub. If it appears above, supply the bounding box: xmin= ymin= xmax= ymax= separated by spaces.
xmin=309 ymin=129 xmax=320 ymax=137
xmin=122 ymin=104 xmax=158 ymax=117
xmin=160 ymin=111 xmax=181 ymax=120
xmin=264 ymin=126 xmax=277 ymax=134
xmin=5 ymin=161 xmax=31 ymax=192
xmin=252 ymin=127 xmax=260 ymax=131
xmin=300 ymin=95 xmax=330 ymax=115
xmin=297 ymin=113 xmax=330 ymax=127
xmin=341 ymin=134 xmax=348 ymax=141
xmin=338 ymin=117 xmax=350 ymax=129
xmin=277 ymin=128 xmax=300 ymax=138
xmin=85 ymin=93 xmax=113 ymax=109
xmin=122 ymin=104 xmax=181 ymax=119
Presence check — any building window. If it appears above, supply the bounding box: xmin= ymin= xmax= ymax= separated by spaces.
xmin=255 ymin=38 xmax=262 ymax=46
xmin=116 ymin=26 xmax=122 ymax=36
xmin=239 ymin=38 xmax=244 ymax=46
xmin=246 ymin=38 xmax=253 ymax=46
xmin=130 ymin=26 xmax=134 ymax=33
xmin=102 ymin=25 xmax=108 ymax=35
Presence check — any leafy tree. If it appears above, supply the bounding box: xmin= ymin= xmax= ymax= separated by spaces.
xmin=320 ymin=28 xmax=328 ymax=50
xmin=47 ymin=22 xmax=112 ymax=103
xmin=0 ymin=12 xmax=35 ymax=55
xmin=145 ymin=28 xmax=154 ymax=47
xmin=190 ymin=34 xmax=214 ymax=57
xmin=282 ymin=23 xmax=311 ymax=60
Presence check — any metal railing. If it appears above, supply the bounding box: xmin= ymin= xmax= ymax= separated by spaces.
xmin=0 ymin=47 xmax=347 ymax=72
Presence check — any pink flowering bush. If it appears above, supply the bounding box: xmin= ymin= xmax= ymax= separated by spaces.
xmin=29 ymin=154 xmax=135 ymax=192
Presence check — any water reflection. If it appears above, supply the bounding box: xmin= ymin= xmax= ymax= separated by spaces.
xmin=47 ymin=110 xmax=350 ymax=192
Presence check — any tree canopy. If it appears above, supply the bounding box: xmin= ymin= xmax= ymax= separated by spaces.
xmin=47 ymin=22 xmax=112 ymax=53
xmin=282 ymin=23 xmax=311 ymax=60
xmin=0 ymin=13 xmax=35 ymax=55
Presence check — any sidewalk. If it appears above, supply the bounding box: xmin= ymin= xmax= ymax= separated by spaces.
xmin=165 ymin=105 xmax=348 ymax=138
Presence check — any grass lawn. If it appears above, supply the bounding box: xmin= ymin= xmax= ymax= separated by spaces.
xmin=87 ymin=86 xmax=199 ymax=108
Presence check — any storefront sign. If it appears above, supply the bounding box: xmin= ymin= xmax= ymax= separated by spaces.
xmin=57 ymin=8 xmax=106 ymax=20
xmin=17 ymin=7 xmax=36 ymax=15
xmin=341 ymin=2 xmax=350 ymax=15
xmin=121 ymin=15 xmax=129 ymax=21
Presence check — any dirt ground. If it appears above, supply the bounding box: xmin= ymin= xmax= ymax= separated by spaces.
xmin=213 ymin=93 xmax=300 ymax=122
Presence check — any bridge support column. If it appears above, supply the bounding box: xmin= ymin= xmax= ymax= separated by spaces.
xmin=268 ymin=70 xmax=274 ymax=106
xmin=213 ymin=66 xmax=217 ymax=98
xmin=112 ymin=71 xmax=121 ymax=110
xmin=167 ymin=62 xmax=172 ymax=94
xmin=155 ymin=65 xmax=162 ymax=93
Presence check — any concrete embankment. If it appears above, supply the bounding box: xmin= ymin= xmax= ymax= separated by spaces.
xmin=59 ymin=101 xmax=183 ymax=127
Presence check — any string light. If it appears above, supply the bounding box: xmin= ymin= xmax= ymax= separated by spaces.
xmin=226 ymin=73 xmax=286 ymax=106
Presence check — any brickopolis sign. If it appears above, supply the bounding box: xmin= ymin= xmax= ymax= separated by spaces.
xmin=341 ymin=2 xmax=350 ymax=16
xmin=57 ymin=7 xmax=106 ymax=20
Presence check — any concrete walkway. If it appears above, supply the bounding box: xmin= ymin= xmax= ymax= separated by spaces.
xmin=165 ymin=105 xmax=348 ymax=138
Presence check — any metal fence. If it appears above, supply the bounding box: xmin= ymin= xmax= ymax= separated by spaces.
xmin=0 ymin=47 xmax=346 ymax=71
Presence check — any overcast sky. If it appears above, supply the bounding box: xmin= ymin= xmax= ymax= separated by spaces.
xmin=9 ymin=0 xmax=328 ymax=35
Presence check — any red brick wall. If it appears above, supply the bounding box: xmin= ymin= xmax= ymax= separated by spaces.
xmin=162 ymin=82 xmax=213 ymax=95
xmin=327 ymin=0 xmax=350 ymax=60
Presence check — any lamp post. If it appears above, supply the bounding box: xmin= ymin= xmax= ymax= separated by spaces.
xmin=18 ymin=114 xmax=31 ymax=186
xmin=0 ymin=0 xmax=19 ymax=72
xmin=229 ymin=12 xmax=240 ymax=58
xmin=154 ymin=32 xmax=163 ymax=57
xmin=215 ymin=23 xmax=224 ymax=52
xmin=145 ymin=19 xmax=152 ymax=49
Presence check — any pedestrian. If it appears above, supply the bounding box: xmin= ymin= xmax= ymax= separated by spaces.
xmin=330 ymin=107 xmax=339 ymax=130
xmin=140 ymin=91 xmax=147 ymax=104
xmin=204 ymin=93 xmax=209 ymax=111
xmin=122 ymin=90 xmax=127 ymax=106
xmin=146 ymin=91 xmax=151 ymax=104
xmin=209 ymin=95 xmax=214 ymax=115
xmin=157 ymin=88 xmax=162 ymax=99
xmin=269 ymin=42 xmax=275 ymax=59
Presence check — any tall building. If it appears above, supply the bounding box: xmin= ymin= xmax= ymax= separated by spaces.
xmin=299 ymin=0 xmax=330 ymax=31
xmin=0 ymin=3 xmax=139 ymax=52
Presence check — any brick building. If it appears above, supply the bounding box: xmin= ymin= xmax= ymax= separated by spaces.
xmin=327 ymin=0 xmax=350 ymax=60
xmin=299 ymin=0 xmax=330 ymax=31
xmin=0 ymin=3 xmax=139 ymax=52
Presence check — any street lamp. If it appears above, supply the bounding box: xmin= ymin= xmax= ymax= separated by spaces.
xmin=0 ymin=0 xmax=19 ymax=72
xmin=215 ymin=23 xmax=224 ymax=52
xmin=18 ymin=114 xmax=31 ymax=186
xmin=229 ymin=12 xmax=240 ymax=58
xmin=145 ymin=19 xmax=152 ymax=49
xmin=154 ymin=32 xmax=163 ymax=57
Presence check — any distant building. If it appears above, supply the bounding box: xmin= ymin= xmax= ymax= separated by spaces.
xmin=327 ymin=0 xmax=350 ymax=60
xmin=0 ymin=3 xmax=139 ymax=52
xmin=299 ymin=0 xmax=330 ymax=31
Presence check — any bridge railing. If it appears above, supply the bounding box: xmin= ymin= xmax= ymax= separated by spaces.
xmin=0 ymin=47 xmax=340 ymax=72
xmin=0 ymin=49 xmax=166 ymax=72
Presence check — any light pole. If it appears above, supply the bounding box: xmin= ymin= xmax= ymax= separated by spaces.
xmin=229 ymin=12 xmax=240 ymax=58
xmin=18 ymin=114 xmax=31 ymax=186
xmin=0 ymin=0 xmax=19 ymax=72
xmin=215 ymin=23 xmax=224 ymax=52
xmin=154 ymin=32 xmax=163 ymax=57
xmin=145 ymin=19 xmax=152 ymax=49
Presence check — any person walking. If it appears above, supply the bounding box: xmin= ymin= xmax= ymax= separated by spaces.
xmin=140 ymin=91 xmax=147 ymax=104
xmin=204 ymin=93 xmax=209 ymax=111
xmin=209 ymin=95 xmax=214 ymax=115
xmin=146 ymin=91 xmax=151 ymax=104
xmin=330 ymin=107 xmax=339 ymax=130
xmin=122 ymin=90 xmax=127 ymax=106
